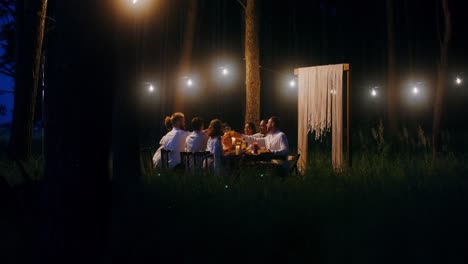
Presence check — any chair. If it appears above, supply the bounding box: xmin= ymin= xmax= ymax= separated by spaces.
xmin=160 ymin=148 xmax=171 ymax=170
xmin=193 ymin=151 xmax=211 ymax=171
xmin=287 ymin=154 xmax=300 ymax=176
xmin=180 ymin=152 xmax=192 ymax=171
xmin=141 ymin=146 xmax=157 ymax=173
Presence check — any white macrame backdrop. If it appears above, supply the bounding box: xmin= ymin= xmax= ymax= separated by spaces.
xmin=298 ymin=64 xmax=343 ymax=172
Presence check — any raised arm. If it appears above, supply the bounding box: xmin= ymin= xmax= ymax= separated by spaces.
xmin=241 ymin=134 xmax=266 ymax=147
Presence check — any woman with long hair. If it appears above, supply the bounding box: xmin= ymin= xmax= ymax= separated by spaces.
xmin=244 ymin=122 xmax=256 ymax=136
xmin=206 ymin=119 xmax=224 ymax=173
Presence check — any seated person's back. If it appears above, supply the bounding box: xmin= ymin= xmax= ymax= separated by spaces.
xmin=162 ymin=112 xmax=189 ymax=169
xmin=153 ymin=116 xmax=174 ymax=168
xmin=185 ymin=117 xmax=208 ymax=152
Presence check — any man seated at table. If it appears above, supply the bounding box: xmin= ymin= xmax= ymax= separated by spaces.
xmin=185 ymin=117 xmax=208 ymax=152
xmin=252 ymin=119 xmax=268 ymax=138
xmin=161 ymin=112 xmax=190 ymax=169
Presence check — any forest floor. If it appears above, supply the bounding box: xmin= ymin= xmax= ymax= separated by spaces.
xmin=1 ymin=133 xmax=468 ymax=263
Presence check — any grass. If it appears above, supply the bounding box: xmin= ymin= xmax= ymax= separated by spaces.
xmin=1 ymin=127 xmax=468 ymax=263
xmin=110 ymin=149 xmax=468 ymax=263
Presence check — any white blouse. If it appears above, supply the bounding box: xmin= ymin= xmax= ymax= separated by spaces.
xmin=206 ymin=137 xmax=223 ymax=171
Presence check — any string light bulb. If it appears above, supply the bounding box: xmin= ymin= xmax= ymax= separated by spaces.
xmin=289 ymin=80 xmax=296 ymax=88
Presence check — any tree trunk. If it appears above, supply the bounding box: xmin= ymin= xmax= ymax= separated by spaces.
xmin=174 ymin=0 xmax=198 ymax=112
xmin=245 ymin=0 xmax=261 ymax=126
xmin=432 ymin=0 xmax=451 ymax=160
xmin=107 ymin=4 xmax=144 ymax=262
xmin=36 ymin=0 xmax=116 ymax=261
xmin=386 ymin=0 xmax=398 ymax=134
xmin=9 ymin=0 xmax=48 ymax=161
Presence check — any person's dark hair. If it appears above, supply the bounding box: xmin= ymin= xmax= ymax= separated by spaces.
xmin=208 ymin=119 xmax=223 ymax=137
xmin=222 ymin=123 xmax=231 ymax=132
xmin=269 ymin=116 xmax=280 ymax=129
xmin=246 ymin=122 xmax=256 ymax=134
xmin=171 ymin=112 xmax=184 ymax=126
xmin=164 ymin=116 xmax=172 ymax=131
xmin=191 ymin=117 xmax=204 ymax=131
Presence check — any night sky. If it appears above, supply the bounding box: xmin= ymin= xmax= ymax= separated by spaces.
xmin=2 ymin=0 xmax=468 ymax=139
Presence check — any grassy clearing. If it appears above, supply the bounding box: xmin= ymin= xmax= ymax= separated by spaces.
xmin=1 ymin=126 xmax=468 ymax=262
xmin=109 ymin=150 xmax=468 ymax=263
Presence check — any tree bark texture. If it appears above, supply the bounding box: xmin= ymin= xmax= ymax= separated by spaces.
xmin=432 ymin=0 xmax=451 ymax=160
xmin=244 ymin=0 xmax=261 ymax=126
xmin=9 ymin=0 xmax=48 ymax=161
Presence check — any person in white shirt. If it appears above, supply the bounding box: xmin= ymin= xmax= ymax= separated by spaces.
xmin=252 ymin=119 xmax=267 ymax=138
xmin=158 ymin=112 xmax=190 ymax=169
xmin=185 ymin=117 xmax=208 ymax=152
xmin=240 ymin=117 xmax=289 ymax=156
xmin=206 ymin=119 xmax=224 ymax=174
xmin=153 ymin=116 xmax=173 ymax=168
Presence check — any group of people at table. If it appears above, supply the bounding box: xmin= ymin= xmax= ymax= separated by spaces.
xmin=152 ymin=112 xmax=290 ymax=174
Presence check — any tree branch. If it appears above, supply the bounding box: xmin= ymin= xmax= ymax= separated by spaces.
xmin=235 ymin=0 xmax=246 ymax=10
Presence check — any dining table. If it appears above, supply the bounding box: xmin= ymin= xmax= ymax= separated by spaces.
xmin=222 ymin=148 xmax=287 ymax=172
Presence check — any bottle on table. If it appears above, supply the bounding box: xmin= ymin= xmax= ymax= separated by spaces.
xmin=253 ymin=142 xmax=259 ymax=154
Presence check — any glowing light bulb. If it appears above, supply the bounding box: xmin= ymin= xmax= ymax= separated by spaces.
xmin=371 ymin=89 xmax=377 ymax=97
xmin=132 ymin=0 xmax=138 ymax=4
xmin=187 ymin=79 xmax=193 ymax=87
xmin=148 ymin=85 xmax=154 ymax=92
xmin=456 ymin=77 xmax=462 ymax=85
xmin=412 ymin=87 xmax=419 ymax=95
xmin=222 ymin=68 xmax=229 ymax=76
xmin=289 ymin=80 xmax=296 ymax=88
